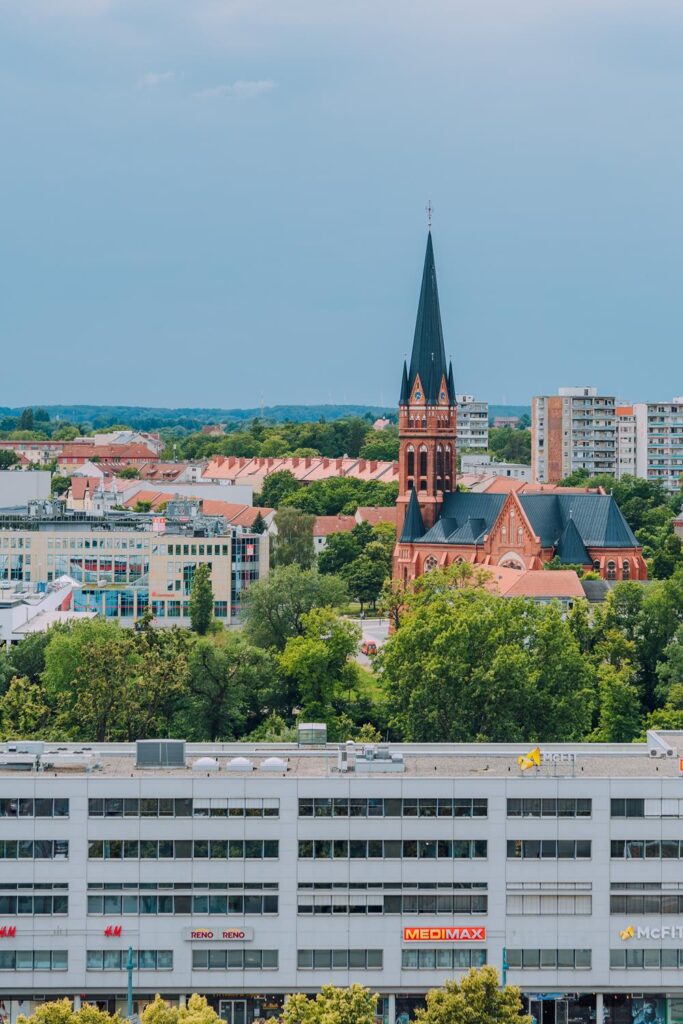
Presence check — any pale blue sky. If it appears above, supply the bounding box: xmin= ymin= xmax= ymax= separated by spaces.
xmin=1 ymin=0 xmax=682 ymax=408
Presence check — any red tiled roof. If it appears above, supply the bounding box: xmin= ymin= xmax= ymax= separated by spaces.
xmin=355 ymin=506 xmax=399 ymax=527
xmin=59 ymin=443 xmax=159 ymax=461
xmin=488 ymin=566 xmax=585 ymax=599
xmin=312 ymin=514 xmax=357 ymax=537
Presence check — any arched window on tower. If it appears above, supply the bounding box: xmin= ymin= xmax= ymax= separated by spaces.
xmin=622 ymin=560 xmax=630 ymax=580
xmin=407 ymin=444 xmax=415 ymax=488
xmin=436 ymin=445 xmax=443 ymax=491
xmin=422 ymin=417 xmax=427 ymax=429
xmin=444 ymin=446 xmax=452 ymax=490
xmin=419 ymin=446 xmax=428 ymax=491
xmin=607 ymin=560 xmax=617 ymax=581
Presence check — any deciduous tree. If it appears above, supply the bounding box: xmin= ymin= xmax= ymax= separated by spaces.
xmin=242 ymin=566 xmax=347 ymax=650
xmin=415 ymin=966 xmax=530 ymax=1024
xmin=189 ymin=563 xmax=214 ymax=635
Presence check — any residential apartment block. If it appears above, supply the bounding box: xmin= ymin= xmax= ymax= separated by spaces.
xmin=532 ymin=388 xmax=617 ymax=483
xmin=641 ymin=399 xmax=683 ymax=492
xmin=0 ymin=732 xmax=682 ymax=1024
xmin=0 ymin=500 xmax=267 ymax=627
xmin=455 ymin=394 xmax=489 ymax=451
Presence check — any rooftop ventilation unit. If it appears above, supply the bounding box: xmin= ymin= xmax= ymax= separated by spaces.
xmin=260 ymin=756 xmax=288 ymax=772
xmin=6 ymin=742 xmax=44 ymax=756
xmin=297 ymin=723 xmax=327 ymax=747
xmin=647 ymin=731 xmax=678 ymax=759
xmin=227 ymin=756 xmax=254 ymax=772
xmin=355 ymin=745 xmax=405 ymax=773
xmin=0 ymin=752 xmax=39 ymax=771
xmin=135 ymin=739 xmax=186 ymax=768
xmin=41 ymin=750 xmax=99 ymax=772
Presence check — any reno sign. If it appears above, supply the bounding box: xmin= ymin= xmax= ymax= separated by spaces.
xmin=183 ymin=927 xmax=253 ymax=942
xmin=403 ymin=927 xmax=486 ymax=942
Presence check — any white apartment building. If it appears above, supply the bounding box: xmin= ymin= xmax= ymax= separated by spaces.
xmin=532 ymin=388 xmax=617 ymax=483
xmin=455 ymin=395 xmax=489 ymax=451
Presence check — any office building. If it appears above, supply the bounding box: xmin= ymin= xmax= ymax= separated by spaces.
xmin=0 ymin=499 xmax=267 ymax=627
xmin=532 ymin=388 xmax=617 ymax=484
xmin=0 ymin=732 xmax=682 ymax=1024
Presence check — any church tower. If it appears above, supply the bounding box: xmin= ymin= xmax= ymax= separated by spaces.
xmin=397 ymin=231 xmax=457 ymax=534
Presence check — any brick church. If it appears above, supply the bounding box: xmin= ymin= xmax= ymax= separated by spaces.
xmin=393 ymin=233 xmax=647 ymax=584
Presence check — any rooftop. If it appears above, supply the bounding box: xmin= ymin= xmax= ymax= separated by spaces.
xmin=2 ymin=733 xmax=682 ymax=779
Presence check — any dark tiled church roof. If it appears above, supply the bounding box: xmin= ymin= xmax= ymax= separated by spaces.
xmin=555 ymin=516 xmax=591 ymax=565
xmin=399 ymin=488 xmax=425 ymax=542
xmin=409 ymin=490 xmax=638 ymax=552
xmin=402 ymin=232 xmax=454 ymax=406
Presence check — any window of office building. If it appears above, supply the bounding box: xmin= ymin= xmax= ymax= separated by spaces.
xmin=296 ymin=950 xmax=383 ymax=970
xmin=0 ymin=798 xmax=69 ymax=818
xmin=610 ymin=949 xmax=683 ymax=969
xmin=506 ymin=949 xmax=591 ymax=969
xmin=0 ymin=950 xmax=68 ymax=971
xmin=611 ymin=840 xmax=683 ymax=859
xmin=507 ymin=798 xmax=591 ymax=818
xmin=298 ymin=891 xmax=487 ymax=915
xmin=88 ymin=796 xmax=278 ymax=817
xmin=0 ymin=840 xmax=68 ymax=860
xmin=87 ymin=890 xmax=278 ymax=915
xmin=87 ymin=839 xmax=278 ymax=860
xmin=298 ymin=839 xmax=487 ymax=860
xmin=192 ymin=950 xmax=277 ymax=970
xmin=298 ymin=797 xmax=487 ymax=818
xmin=401 ymin=948 xmax=487 ymax=970
xmin=507 ymin=840 xmax=591 ymax=860
xmin=86 ymin=950 xmax=173 ymax=970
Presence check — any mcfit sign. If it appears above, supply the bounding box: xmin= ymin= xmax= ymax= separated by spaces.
xmin=621 ymin=925 xmax=683 ymax=940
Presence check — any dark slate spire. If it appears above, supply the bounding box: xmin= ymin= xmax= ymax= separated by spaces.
xmin=399 ymin=361 xmax=410 ymax=404
xmin=400 ymin=487 xmax=425 ymax=542
xmin=447 ymin=361 xmax=455 ymax=402
xmin=405 ymin=232 xmax=449 ymax=405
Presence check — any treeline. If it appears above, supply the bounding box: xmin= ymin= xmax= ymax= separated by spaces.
xmin=3 ymin=559 xmax=683 ymax=745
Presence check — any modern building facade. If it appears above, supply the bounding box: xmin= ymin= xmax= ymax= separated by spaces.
xmin=0 ymin=500 xmax=267 ymax=627
xmin=532 ymin=388 xmax=617 ymax=484
xmin=393 ymin=235 xmax=645 ymax=582
xmin=640 ymin=400 xmax=683 ymax=493
xmin=455 ymin=395 xmax=489 ymax=452
xmin=1 ymin=733 xmax=683 ymax=1024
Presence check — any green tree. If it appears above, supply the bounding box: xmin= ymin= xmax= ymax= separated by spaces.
xmin=643 ymin=683 xmax=683 ymax=732
xmin=343 ymin=553 xmax=387 ymax=610
xmin=279 ymin=608 xmax=361 ymax=722
xmin=51 ymin=474 xmax=71 ymax=496
xmin=415 ymin=966 xmax=530 ymax=1024
xmin=251 ymin=511 xmax=267 ymax=534
xmin=18 ymin=1001 xmax=118 ymax=1024
xmin=359 ymin=426 xmax=399 ymax=461
xmin=0 ymin=450 xmax=19 ymax=469
xmin=42 ymin=620 xmax=139 ymax=741
xmin=185 ymin=634 xmax=275 ymax=740
xmin=487 ymin=427 xmax=531 ymax=464
xmin=255 ymin=470 xmax=302 ymax=508
xmin=272 ymin=507 xmax=315 ymax=568
xmin=0 ymin=676 xmax=54 ymax=740
xmin=590 ymin=663 xmax=643 ymax=741
xmin=18 ymin=408 xmax=34 ymax=431
xmin=52 ymin=425 xmax=80 ymax=441
xmin=7 ymin=629 xmax=54 ymax=682
xmin=282 ymin=476 xmax=398 ymax=515
xmin=189 ymin=563 xmax=214 ymax=635
xmin=318 ymin=531 xmax=362 ymax=575
xmin=381 ymin=586 xmax=595 ymax=742
xmin=33 ymin=407 xmax=50 ymax=423
xmin=242 ymin=565 xmax=347 ymax=650
xmin=118 ymin=465 xmax=139 ymax=479
xmin=282 ymin=985 xmax=377 ymax=1024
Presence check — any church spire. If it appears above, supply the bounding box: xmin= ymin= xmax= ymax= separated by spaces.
xmin=403 ymin=232 xmax=451 ymax=406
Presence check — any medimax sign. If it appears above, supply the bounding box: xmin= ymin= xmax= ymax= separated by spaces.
xmin=183 ymin=927 xmax=254 ymax=942
xmin=403 ymin=926 xmax=486 ymax=942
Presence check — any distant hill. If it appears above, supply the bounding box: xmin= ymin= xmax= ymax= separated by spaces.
xmin=0 ymin=403 xmax=530 ymax=431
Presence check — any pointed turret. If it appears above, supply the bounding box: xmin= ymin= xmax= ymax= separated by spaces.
xmin=400 ymin=487 xmax=425 ymax=542
xmin=402 ymin=232 xmax=451 ymax=405
xmin=447 ymin=361 xmax=455 ymax=402
xmin=399 ymin=361 xmax=410 ymax=404
xmin=556 ymin=516 xmax=591 ymax=566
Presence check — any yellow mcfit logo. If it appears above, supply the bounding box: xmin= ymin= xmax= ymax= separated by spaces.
xmin=517 ymin=746 xmax=541 ymax=771
xmin=620 ymin=925 xmax=635 ymax=941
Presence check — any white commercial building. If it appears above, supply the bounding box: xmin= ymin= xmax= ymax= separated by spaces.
xmin=1 ymin=734 xmax=683 ymax=1024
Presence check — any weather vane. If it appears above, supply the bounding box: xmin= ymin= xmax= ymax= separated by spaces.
xmin=426 ymin=200 xmax=433 ymax=231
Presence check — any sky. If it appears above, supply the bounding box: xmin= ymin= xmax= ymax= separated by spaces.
xmin=1 ymin=0 xmax=682 ymax=409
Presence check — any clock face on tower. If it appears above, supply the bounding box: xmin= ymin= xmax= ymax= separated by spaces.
xmin=415 ymin=391 xmax=422 ymax=401
xmin=440 ymin=391 xmax=446 ymax=400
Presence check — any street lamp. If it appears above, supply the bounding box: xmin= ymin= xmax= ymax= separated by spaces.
xmin=126 ymin=946 xmax=134 ymax=1019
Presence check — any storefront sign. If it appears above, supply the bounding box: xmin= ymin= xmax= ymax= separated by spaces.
xmin=104 ymin=925 xmax=122 ymax=937
xmin=403 ymin=926 xmax=486 ymax=942
xmin=620 ymin=924 xmax=683 ymax=940
xmin=183 ymin=927 xmax=254 ymax=942
xmin=0 ymin=927 xmax=16 ymax=938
